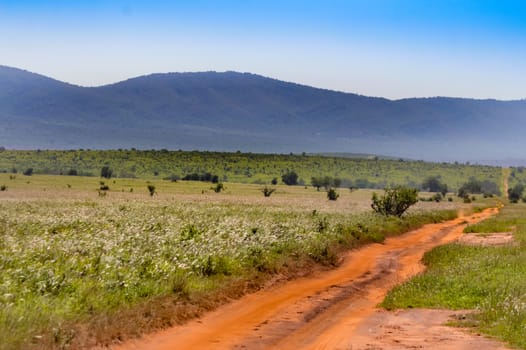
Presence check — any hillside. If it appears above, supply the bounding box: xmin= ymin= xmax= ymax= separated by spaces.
xmin=1 ymin=65 xmax=525 ymax=161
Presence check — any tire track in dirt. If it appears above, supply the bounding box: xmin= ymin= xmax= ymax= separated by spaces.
xmin=114 ymin=207 xmax=500 ymax=350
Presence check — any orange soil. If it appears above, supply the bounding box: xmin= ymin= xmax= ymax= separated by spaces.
xmin=114 ymin=207 xmax=505 ymax=350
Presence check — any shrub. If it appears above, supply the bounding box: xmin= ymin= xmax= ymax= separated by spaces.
xmin=261 ymin=186 xmax=276 ymax=197
xmin=508 ymin=184 xmax=524 ymax=203
xmin=147 ymin=185 xmax=156 ymax=196
xmin=0 ymin=185 xmax=6 ymax=191
xmin=431 ymin=193 xmax=442 ymax=202
xmin=282 ymin=171 xmax=298 ymax=186
xmin=100 ymin=166 xmax=112 ymax=179
xmin=23 ymin=168 xmax=33 ymax=176
xmin=67 ymin=169 xmax=78 ymax=176
xmin=327 ymin=188 xmax=339 ymax=201
xmin=371 ymin=186 xmax=418 ymax=217
xmin=182 ymin=172 xmax=219 ymax=183
xmin=213 ymin=183 xmax=224 ymax=193
xmin=164 ymin=174 xmax=179 ymax=182
xmin=271 ymin=177 xmax=278 ymax=185
xmin=421 ymin=176 xmax=448 ymax=196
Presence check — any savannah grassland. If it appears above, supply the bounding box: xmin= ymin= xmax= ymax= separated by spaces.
xmin=0 ymin=169 xmax=480 ymax=350
xmin=0 ymin=149 xmax=503 ymax=191
xmin=0 ymin=150 xmax=513 ymax=350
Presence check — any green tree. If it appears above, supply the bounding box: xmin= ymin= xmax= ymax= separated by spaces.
xmin=371 ymin=186 xmax=418 ymax=217
xmin=421 ymin=176 xmax=447 ymax=195
xmin=100 ymin=166 xmax=113 ymax=179
xmin=327 ymin=188 xmax=339 ymax=201
xmin=508 ymin=184 xmax=524 ymax=203
xmin=282 ymin=171 xmax=298 ymax=186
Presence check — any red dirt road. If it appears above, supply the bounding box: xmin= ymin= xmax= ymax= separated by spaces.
xmin=115 ymin=207 xmax=506 ymax=350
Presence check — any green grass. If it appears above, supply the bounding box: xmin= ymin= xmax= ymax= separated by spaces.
xmin=0 ymin=149 xmax=503 ymax=191
xmin=381 ymin=204 xmax=526 ymax=349
xmin=0 ymin=174 xmax=463 ymax=349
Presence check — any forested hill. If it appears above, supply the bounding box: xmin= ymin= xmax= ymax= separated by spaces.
xmin=1 ymin=65 xmax=525 ymax=161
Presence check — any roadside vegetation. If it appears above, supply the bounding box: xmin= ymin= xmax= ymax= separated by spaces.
xmin=381 ymin=203 xmax=526 ymax=349
xmin=0 ymin=173 xmax=470 ymax=349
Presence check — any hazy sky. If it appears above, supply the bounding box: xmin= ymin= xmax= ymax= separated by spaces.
xmin=1 ymin=0 xmax=525 ymax=100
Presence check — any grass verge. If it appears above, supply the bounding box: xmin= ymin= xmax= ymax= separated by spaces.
xmin=381 ymin=204 xmax=526 ymax=349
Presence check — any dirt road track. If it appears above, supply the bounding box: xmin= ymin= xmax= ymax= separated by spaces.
xmin=115 ymin=207 xmax=504 ymax=350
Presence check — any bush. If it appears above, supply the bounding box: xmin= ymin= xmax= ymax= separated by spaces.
xmin=421 ymin=176 xmax=448 ymax=196
xmin=0 ymin=185 xmax=6 ymax=191
xmin=327 ymin=188 xmax=339 ymax=201
xmin=182 ymin=172 xmax=219 ymax=183
xmin=431 ymin=193 xmax=442 ymax=202
xmin=147 ymin=185 xmax=156 ymax=196
xmin=371 ymin=186 xmax=418 ymax=217
xmin=312 ymin=176 xmax=342 ymax=191
xmin=23 ymin=168 xmax=33 ymax=176
xmin=271 ymin=177 xmax=278 ymax=185
xmin=281 ymin=171 xmax=298 ymax=186
xmin=100 ymin=166 xmax=112 ymax=179
xmin=261 ymin=186 xmax=276 ymax=197
xmin=508 ymin=184 xmax=524 ymax=203
xmin=213 ymin=183 xmax=224 ymax=193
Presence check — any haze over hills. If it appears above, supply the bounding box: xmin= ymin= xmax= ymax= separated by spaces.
xmin=1 ymin=65 xmax=525 ymax=163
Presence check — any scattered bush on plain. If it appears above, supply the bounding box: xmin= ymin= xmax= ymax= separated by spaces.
xmin=371 ymin=186 xmax=418 ymax=217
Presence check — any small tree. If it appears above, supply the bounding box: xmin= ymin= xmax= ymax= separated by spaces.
xmin=101 ymin=166 xmax=113 ymax=179
xmin=327 ymin=188 xmax=339 ymax=201
xmin=261 ymin=186 xmax=276 ymax=197
xmin=147 ymin=184 xmax=156 ymax=196
xmin=422 ymin=176 xmax=448 ymax=196
xmin=508 ymin=184 xmax=524 ymax=203
xmin=213 ymin=183 xmax=224 ymax=193
xmin=371 ymin=186 xmax=418 ymax=217
xmin=282 ymin=171 xmax=298 ymax=186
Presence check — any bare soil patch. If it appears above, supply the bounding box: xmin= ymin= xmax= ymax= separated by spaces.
xmin=351 ymin=309 xmax=509 ymax=350
xmin=458 ymin=232 xmax=515 ymax=246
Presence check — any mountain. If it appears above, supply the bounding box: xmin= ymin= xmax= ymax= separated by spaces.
xmin=1 ymin=65 xmax=525 ymax=161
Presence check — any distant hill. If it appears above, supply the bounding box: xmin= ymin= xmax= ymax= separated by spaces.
xmin=1 ymin=65 xmax=525 ymax=161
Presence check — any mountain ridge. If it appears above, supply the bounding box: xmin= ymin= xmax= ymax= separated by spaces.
xmin=1 ymin=65 xmax=525 ymax=161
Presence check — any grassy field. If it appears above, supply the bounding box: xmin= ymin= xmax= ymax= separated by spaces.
xmin=382 ymin=203 xmax=526 ymax=349
xmin=0 ymin=174 xmax=475 ymax=349
xmin=0 ymin=149 xmax=503 ymax=191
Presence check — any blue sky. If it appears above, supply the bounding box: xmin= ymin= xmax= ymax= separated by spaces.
xmin=0 ymin=0 xmax=525 ymax=99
